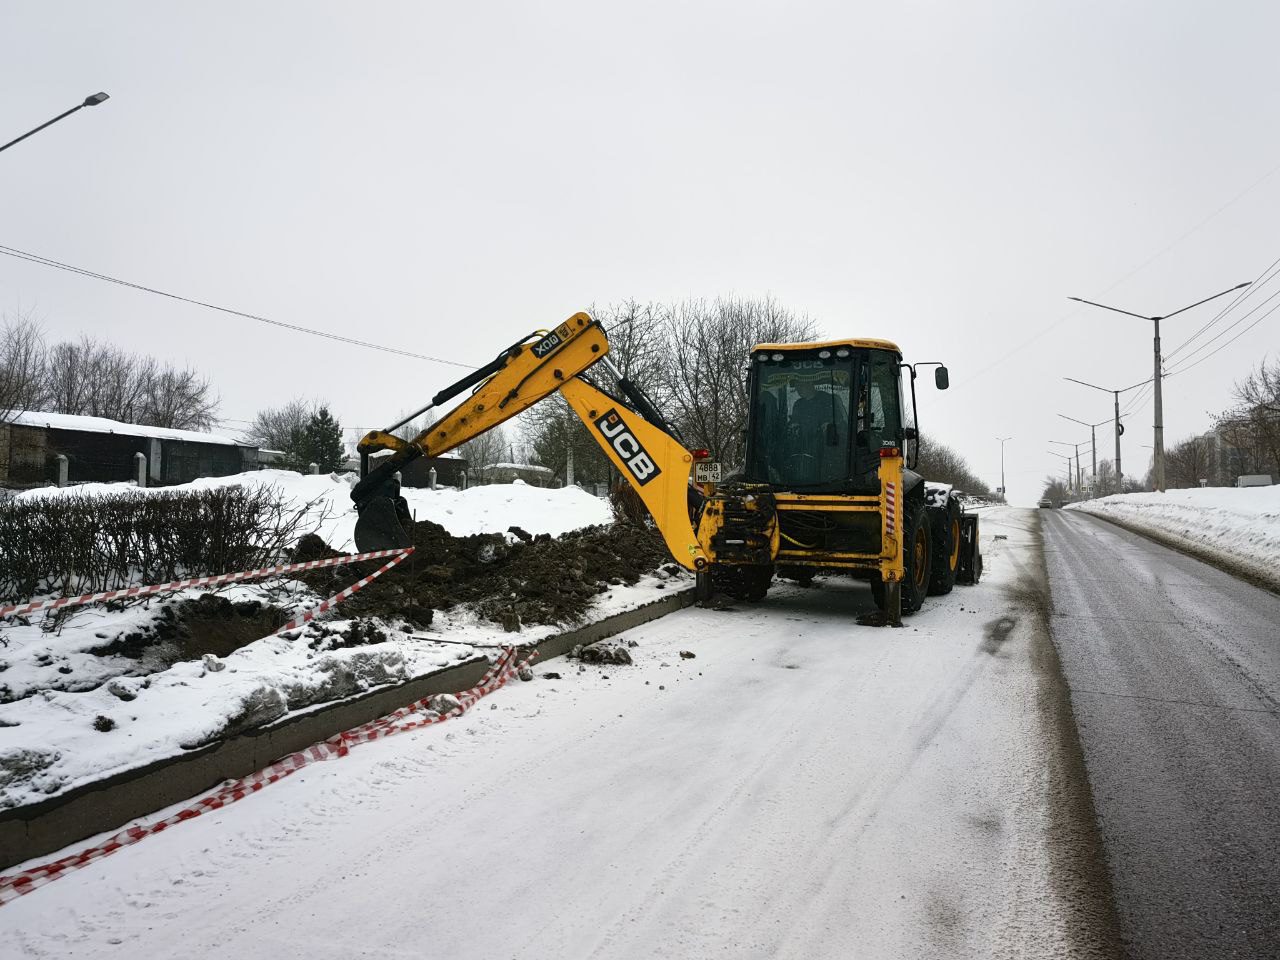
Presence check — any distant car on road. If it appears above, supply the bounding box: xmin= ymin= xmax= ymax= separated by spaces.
xmin=1038 ymin=498 xmax=1053 ymax=509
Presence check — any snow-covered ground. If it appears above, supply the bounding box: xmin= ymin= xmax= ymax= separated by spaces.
xmin=3 ymin=509 xmax=1113 ymax=958
xmin=0 ymin=473 xmax=650 ymax=810
xmin=1067 ymin=485 xmax=1280 ymax=590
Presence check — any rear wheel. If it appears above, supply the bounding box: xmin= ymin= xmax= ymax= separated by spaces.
xmin=701 ymin=564 xmax=773 ymax=602
xmin=725 ymin=564 xmax=773 ymax=601
xmin=901 ymin=505 xmax=932 ymax=614
xmin=927 ymin=500 xmax=961 ymax=596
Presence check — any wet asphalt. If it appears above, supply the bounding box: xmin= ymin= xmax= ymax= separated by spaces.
xmin=1041 ymin=509 xmax=1280 ymax=960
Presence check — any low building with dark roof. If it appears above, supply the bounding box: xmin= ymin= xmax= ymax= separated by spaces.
xmin=0 ymin=411 xmax=258 ymax=488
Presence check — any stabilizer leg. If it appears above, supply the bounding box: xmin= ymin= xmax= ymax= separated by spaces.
xmin=886 ymin=579 xmax=902 ymax=627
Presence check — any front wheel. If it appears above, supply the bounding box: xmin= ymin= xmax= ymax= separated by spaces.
xmin=901 ymin=505 xmax=932 ymax=614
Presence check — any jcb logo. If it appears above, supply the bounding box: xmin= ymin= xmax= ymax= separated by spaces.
xmin=594 ymin=409 xmax=662 ymax=486
xmin=531 ymin=323 xmax=572 ymax=359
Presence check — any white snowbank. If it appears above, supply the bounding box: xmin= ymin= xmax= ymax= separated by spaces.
xmin=1067 ymin=486 xmax=1280 ymax=588
xmin=16 ymin=469 xmax=612 ymax=549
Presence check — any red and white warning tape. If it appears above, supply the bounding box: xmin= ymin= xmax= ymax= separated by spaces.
xmin=0 ymin=547 xmax=414 ymax=620
xmin=0 ymin=643 xmax=538 ymax=906
xmin=272 ymin=549 xmax=412 ymax=635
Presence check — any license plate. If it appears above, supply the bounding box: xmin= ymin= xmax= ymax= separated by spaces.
xmin=694 ymin=461 xmax=722 ymax=483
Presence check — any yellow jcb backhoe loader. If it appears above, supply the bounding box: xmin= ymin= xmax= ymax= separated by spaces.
xmin=350 ymin=312 xmax=981 ymax=624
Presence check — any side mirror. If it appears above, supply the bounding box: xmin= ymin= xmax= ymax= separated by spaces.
xmin=934 ymin=366 xmax=950 ymax=390
xmin=904 ymin=426 xmax=918 ymax=441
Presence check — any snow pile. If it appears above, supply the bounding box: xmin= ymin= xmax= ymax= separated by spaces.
xmin=16 ymin=469 xmax=612 ymax=550
xmin=1068 ymin=486 xmax=1280 ymax=589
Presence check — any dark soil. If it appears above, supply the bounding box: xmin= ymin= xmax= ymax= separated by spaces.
xmin=86 ymin=594 xmax=289 ymax=662
xmin=293 ymin=519 xmax=673 ymax=630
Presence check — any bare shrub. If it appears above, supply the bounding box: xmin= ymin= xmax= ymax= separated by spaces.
xmin=0 ymin=486 xmax=326 ymax=604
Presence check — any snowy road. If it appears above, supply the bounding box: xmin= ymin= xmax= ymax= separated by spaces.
xmin=1044 ymin=510 xmax=1280 ymax=960
xmin=7 ymin=509 xmax=1119 ymax=959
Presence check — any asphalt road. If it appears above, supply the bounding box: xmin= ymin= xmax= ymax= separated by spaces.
xmin=1042 ymin=509 xmax=1280 ymax=960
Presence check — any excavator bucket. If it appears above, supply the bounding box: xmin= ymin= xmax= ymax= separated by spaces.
xmin=353 ymin=477 xmax=414 ymax=552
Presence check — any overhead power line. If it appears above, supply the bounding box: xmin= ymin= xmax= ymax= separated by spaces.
xmin=960 ymin=155 xmax=1280 ymax=385
xmin=1165 ymin=256 xmax=1280 ymax=362
xmin=1165 ymin=297 xmax=1280 ymax=378
xmin=0 ymin=243 xmax=473 ymax=369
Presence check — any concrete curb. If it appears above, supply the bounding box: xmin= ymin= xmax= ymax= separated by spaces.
xmin=0 ymin=587 xmax=696 ymax=871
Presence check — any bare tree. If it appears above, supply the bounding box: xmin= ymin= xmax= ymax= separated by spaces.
xmin=1040 ymin=478 xmax=1068 ymax=504
xmin=36 ymin=334 xmax=219 ymax=430
xmin=658 ymin=297 xmax=819 ymax=464
xmin=42 ymin=336 xmax=95 ymax=416
xmin=456 ymin=424 xmax=507 ymax=473
xmin=247 ymin=398 xmax=316 ymax=461
xmin=916 ymin=436 xmax=991 ymax=495
xmin=1096 ymin=458 xmax=1117 ymax=494
xmin=143 ymin=363 xmax=219 ymax=430
xmin=0 ymin=313 xmax=46 ymax=422
xmin=1212 ymin=356 xmax=1280 ymax=479
xmin=1165 ymin=435 xmax=1213 ymax=489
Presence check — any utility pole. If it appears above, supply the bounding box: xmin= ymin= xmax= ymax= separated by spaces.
xmin=1066 ymin=376 xmax=1151 ymax=495
xmin=1 ymin=92 xmax=110 ymax=154
xmin=1068 ymin=281 xmax=1250 ymax=492
xmin=1047 ymin=451 xmax=1073 ymax=497
xmin=996 ymin=436 xmax=1012 ymax=501
xmin=1050 ymin=440 xmax=1088 ymax=499
xmin=1058 ymin=414 xmax=1108 ymax=496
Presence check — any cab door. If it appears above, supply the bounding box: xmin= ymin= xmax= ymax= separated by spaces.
xmin=852 ymin=350 xmax=905 ymax=489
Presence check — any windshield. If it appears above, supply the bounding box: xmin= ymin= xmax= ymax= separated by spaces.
xmin=744 ymin=351 xmax=855 ymax=487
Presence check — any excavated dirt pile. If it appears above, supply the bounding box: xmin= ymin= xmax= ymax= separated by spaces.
xmin=293 ymin=519 xmax=676 ymax=631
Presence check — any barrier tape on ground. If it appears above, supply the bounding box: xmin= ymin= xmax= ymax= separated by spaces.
xmin=272 ymin=549 xmax=412 ymax=635
xmin=0 ymin=644 xmax=538 ymax=907
xmin=0 ymin=548 xmax=415 ymax=620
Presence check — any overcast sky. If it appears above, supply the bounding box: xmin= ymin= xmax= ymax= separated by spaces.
xmin=4 ymin=1 xmax=1279 ymax=504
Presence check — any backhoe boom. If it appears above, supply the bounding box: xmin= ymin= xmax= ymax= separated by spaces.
xmin=351 ymin=313 xmax=707 ymax=569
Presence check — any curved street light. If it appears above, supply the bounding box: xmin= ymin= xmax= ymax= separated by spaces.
xmin=1 ymin=92 xmax=110 ymax=155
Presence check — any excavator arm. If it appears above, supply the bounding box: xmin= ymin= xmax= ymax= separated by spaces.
xmin=351 ymin=313 xmax=708 ymax=570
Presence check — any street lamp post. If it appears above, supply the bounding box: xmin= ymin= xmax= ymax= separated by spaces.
xmin=1058 ymin=413 xmax=1109 ymax=496
xmin=996 ymin=436 xmax=1012 ymax=501
xmin=1047 ymin=450 xmax=1073 ymax=497
xmin=1068 ymin=282 xmax=1250 ymax=492
xmin=1065 ymin=376 xmax=1152 ymax=495
xmin=0 ymin=92 xmax=110 ymax=154
xmin=1050 ymin=439 xmax=1089 ymax=498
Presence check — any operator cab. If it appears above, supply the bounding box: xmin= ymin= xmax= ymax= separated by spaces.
xmin=743 ymin=339 xmax=908 ymax=494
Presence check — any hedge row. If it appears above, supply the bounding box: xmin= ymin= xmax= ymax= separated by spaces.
xmin=0 ymin=486 xmax=320 ymax=604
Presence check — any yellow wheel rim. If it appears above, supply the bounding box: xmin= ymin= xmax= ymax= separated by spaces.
xmin=950 ymin=517 xmax=961 ymax=572
xmin=913 ymin=529 xmax=928 ymax=589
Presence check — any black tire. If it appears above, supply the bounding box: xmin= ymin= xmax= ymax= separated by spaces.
xmin=927 ymin=500 xmax=961 ymax=596
xmin=722 ymin=564 xmax=772 ymax=601
xmin=744 ymin=565 xmax=773 ymax=601
xmin=901 ymin=504 xmax=931 ymax=614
